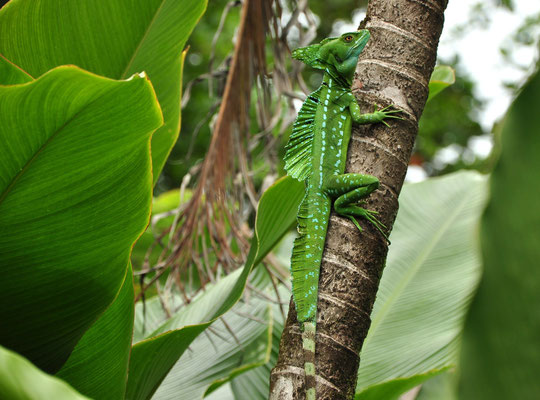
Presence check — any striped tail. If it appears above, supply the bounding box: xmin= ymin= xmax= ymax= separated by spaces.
xmin=302 ymin=321 xmax=317 ymax=400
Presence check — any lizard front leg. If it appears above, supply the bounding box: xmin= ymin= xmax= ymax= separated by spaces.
xmin=349 ymin=98 xmax=402 ymax=126
xmin=324 ymin=173 xmax=387 ymax=237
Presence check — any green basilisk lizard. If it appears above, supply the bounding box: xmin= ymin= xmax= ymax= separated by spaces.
xmin=285 ymin=30 xmax=401 ymax=400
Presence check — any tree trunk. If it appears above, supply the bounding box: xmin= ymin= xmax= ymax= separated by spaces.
xmin=269 ymin=0 xmax=448 ymax=399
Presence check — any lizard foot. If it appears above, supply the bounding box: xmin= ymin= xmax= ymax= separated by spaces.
xmin=341 ymin=206 xmax=390 ymax=243
xmin=373 ymin=104 xmax=404 ymax=127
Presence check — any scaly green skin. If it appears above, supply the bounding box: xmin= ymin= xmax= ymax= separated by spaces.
xmin=284 ymin=30 xmax=401 ymax=400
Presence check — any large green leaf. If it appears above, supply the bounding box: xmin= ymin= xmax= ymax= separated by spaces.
xmin=0 ymin=0 xmax=207 ymax=181
xmin=127 ymin=323 xmax=210 ymax=400
xmin=0 ymin=346 xmax=89 ymax=400
xmin=55 ymin=264 xmax=135 ymax=400
xmin=459 ymin=70 xmax=540 ymax=399
xmin=355 ymin=171 xmax=488 ymax=399
xmin=0 ymin=66 xmax=162 ymax=372
xmin=0 ymin=54 xmax=32 ymax=85
xmin=126 ymin=176 xmax=304 ymax=400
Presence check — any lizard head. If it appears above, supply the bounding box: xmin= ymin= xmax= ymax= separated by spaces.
xmin=292 ymin=30 xmax=370 ymax=79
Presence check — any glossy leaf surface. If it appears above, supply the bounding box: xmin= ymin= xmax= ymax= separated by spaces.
xmin=56 ymin=265 xmax=136 ymax=399
xmin=0 ymin=0 xmax=207 ymax=181
xmin=0 ymin=66 xmax=161 ymax=372
xmin=0 ymin=54 xmax=32 ymax=85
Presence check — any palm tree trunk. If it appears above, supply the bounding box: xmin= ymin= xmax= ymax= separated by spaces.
xmin=269 ymin=0 xmax=448 ymax=398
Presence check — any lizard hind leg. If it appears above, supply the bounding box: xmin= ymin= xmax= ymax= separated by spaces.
xmin=325 ymin=173 xmax=388 ymax=239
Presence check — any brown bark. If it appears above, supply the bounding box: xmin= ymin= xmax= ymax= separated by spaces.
xmin=269 ymin=0 xmax=448 ymax=399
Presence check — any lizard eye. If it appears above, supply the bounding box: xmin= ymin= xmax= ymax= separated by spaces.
xmin=343 ymin=35 xmax=354 ymax=42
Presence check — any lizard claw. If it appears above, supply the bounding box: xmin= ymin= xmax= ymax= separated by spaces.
xmin=364 ymin=212 xmax=391 ymax=244
xmin=383 ymin=109 xmax=403 ymax=114
xmin=348 ymin=216 xmax=363 ymax=232
xmin=373 ymin=104 xmax=404 ymax=125
xmin=385 ymin=114 xmax=406 ymax=120
xmin=344 ymin=207 xmax=390 ymax=243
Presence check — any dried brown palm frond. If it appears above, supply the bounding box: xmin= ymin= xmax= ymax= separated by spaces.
xmin=136 ymin=0 xmax=320 ymax=307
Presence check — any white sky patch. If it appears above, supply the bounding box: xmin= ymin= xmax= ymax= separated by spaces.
xmin=292 ymin=97 xmax=304 ymax=112
xmin=431 ymin=134 xmax=493 ymax=170
xmin=433 ymin=144 xmax=463 ymax=169
xmin=468 ymin=135 xmax=493 ymax=159
xmin=330 ymin=10 xmax=366 ymax=36
xmin=405 ymin=165 xmax=428 ymax=183
xmin=126 ymin=71 xmax=147 ymax=80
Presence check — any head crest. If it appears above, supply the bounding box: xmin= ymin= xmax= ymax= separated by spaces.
xmin=292 ymin=43 xmax=325 ymax=70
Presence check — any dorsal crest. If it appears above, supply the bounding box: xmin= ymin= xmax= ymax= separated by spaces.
xmin=284 ymin=87 xmax=321 ymax=180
